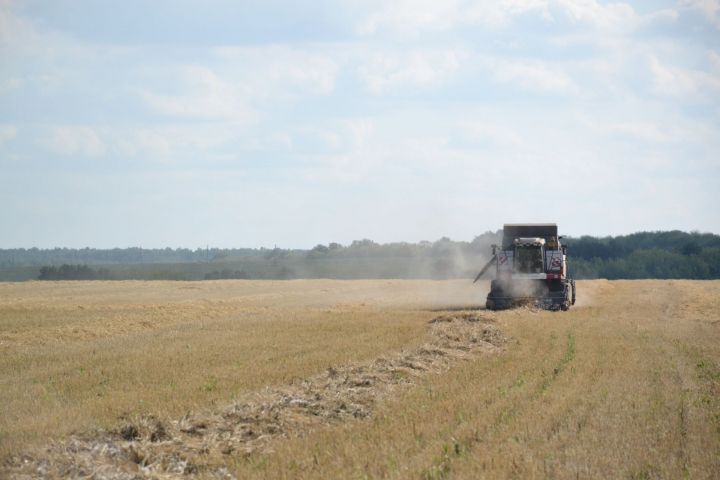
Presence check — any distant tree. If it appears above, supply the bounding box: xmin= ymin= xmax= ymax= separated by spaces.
xmin=681 ymin=241 xmax=702 ymax=256
xmin=432 ymin=257 xmax=454 ymax=279
xmin=277 ymin=266 xmax=296 ymax=279
xmin=350 ymin=239 xmax=377 ymax=248
xmin=264 ymin=248 xmax=288 ymax=260
xmin=701 ymin=248 xmax=720 ymax=277
xmin=38 ymin=264 xmax=110 ymax=280
xmin=2 ymin=230 xmax=717 ymax=282
xmin=204 ymin=269 xmax=250 ymax=280
xmin=38 ymin=266 xmax=56 ymax=280
xmin=310 ymin=244 xmax=329 ymax=254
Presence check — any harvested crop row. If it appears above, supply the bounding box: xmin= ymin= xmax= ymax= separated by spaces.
xmin=4 ymin=312 xmax=505 ymax=479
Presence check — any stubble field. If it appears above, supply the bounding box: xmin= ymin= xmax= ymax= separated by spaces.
xmin=1 ymin=279 xmax=718 ymax=479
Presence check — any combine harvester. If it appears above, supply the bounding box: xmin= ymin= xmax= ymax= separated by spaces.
xmin=474 ymin=224 xmax=576 ymax=311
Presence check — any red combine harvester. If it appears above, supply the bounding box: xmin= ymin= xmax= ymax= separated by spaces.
xmin=474 ymin=224 xmax=576 ymax=311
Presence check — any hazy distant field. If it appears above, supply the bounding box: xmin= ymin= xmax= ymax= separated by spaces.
xmin=1 ymin=279 xmax=719 ymax=478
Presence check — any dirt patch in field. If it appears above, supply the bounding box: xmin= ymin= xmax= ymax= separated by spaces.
xmin=4 ymin=312 xmax=505 ymax=479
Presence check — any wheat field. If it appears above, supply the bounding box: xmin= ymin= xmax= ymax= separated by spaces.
xmin=1 ymin=279 xmax=718 ymax=478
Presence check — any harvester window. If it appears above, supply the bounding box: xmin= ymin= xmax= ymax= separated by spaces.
xmin=516 ymin=246 xmax=544 ymax=273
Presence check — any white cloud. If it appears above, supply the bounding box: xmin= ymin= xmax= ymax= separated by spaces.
xmin=283 ymin=118 xmax=375 ymax=155
xmin=114 ymin=128 xmax=172 ymax=160
xmin=460 ymin=122 xmax=522 ymax=147
xmin=682 ymin=0 xmax=720 ymax=28
xmin=0 ymin=124 xmax=17 ymax=145
xmin=610 ymin=122 xmax=671 ymax=144
xmin=305 ymin=135 xmax=456 ymax=184
xmin=140 ymin=65 xmax=251 ymax=121
xmin=345 ymin=119 xmax=374 ymax=150
xmin=212 ymin=46 xmax=338 ymax=97
xmin=357 ymin=0 xmax=551 ymax=35
xmin=267 ymin=52 xmax=337 ymax=96
xmin=607 ymin=117 xmax=718 ymax=148
xmin=554 ymin=0 xmax=638 ymax=30
xmin=709 ymin=50 xmax=720 ymax=72
xmin=355 ymin=0 xmax=670 ymax=36
xmin=2 ymin=0 xmax=719 ymax=244
xmin=0 ymin=77 xmax=21 ymax=95
xmin=486 ymin=57 xmax=578 ymax=94
xmin=0 ymin=2 xmax=78 ymax=57
xmin=42 ymin=126 xmax=106 ymax=158
xmin=358 ymin=50 xmax=464 ymax=94
xmin=650 ymin=57 xmax=694 ymax=95
xmin=288 ymin=126 xmax=344 ymax=153
xmin=140 ymin=48 xmax=339 ymax=121
xmin=111 ymin=124 xmax=256 ymax=162
xmin=0 ymin=3 xmax=40 ymax=49
xmin=643 ymin=8 xmax=680 ymax=25
xmin=357 ymin=0 xmax=463 ymax=36
xmin=649 ymin=56 xmax=720 ymax=97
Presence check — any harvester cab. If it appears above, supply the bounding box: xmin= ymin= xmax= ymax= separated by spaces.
xmin=513 ymin=238 xmax=545 ymax=274
xmin=474 ymin=224 xmax=576 ymax=311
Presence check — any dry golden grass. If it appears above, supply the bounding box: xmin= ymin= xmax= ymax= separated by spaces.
xmin=1 ymin=279 xmax=719 ymax=479
xmin=0 ymin=279 xmax=475 ymax=462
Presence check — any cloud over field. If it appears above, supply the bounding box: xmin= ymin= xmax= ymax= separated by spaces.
xmin=0 ymin=0 xmax=718 ymax=247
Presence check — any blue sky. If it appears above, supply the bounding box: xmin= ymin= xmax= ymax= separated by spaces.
xmin=1 ymin=0 xmax=719 ymax=248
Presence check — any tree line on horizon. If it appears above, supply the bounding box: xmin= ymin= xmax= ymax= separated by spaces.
xmin=37 ymin=264 xmax=112 ymax=281
xmin=0 ymin=230 xmax=718 ymax=281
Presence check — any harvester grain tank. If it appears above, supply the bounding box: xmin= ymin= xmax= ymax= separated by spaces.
xmin=474 ymin=223 xmax=576 ymax=310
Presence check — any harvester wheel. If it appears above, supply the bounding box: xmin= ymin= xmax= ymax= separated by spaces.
xmin=560 ymin=281 xmax=571 ymax=311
